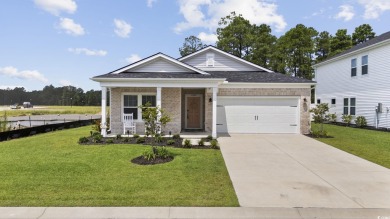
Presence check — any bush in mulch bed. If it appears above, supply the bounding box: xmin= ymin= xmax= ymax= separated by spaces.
xmin=131 ymin=146 xmax=174 ymax=165
xmin=78 ymin=132 xmax=220 ymax=149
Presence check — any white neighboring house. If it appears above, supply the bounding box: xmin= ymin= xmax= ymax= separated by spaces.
xmin=313 ymin=31 xmax=390 ymax=129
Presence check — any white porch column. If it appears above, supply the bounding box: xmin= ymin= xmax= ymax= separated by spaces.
xmin=156 ymin=87 xmax=162 ymax=134
xmin=212 ymin=87 xmax=218 ymax=138
xmin=101 ymin=86 xmax=107 ymax=137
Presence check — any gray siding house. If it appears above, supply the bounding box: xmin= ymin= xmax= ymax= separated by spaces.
xmin=313 ymin=31 xmax=390 ymax=129
xmin=92 ymin=46 xmax=314 ymax=137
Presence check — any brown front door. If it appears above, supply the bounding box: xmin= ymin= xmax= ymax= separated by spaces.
xmin=186 ymin=96 xmax=201 ymax=129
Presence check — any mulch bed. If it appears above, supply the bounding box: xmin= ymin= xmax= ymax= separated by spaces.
xmin=131 ymin=156 xmax=174 ymax=165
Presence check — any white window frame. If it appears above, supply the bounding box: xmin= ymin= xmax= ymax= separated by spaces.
xmin=331 ymin=98 xmax=336 ymax=107
xmin=206 ymin=53 xmax=215 ymax=67
xmin=351 ymin=58 xmax=357 ymax=77
xmin=343 ymin=97 xmax=356 ymax=115
xmin=361 ymin=55 xmax=368 ymax=75
xmin=122 ymin=92 xmax=156 ymax=122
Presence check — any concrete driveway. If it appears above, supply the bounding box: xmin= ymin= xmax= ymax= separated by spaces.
xmin=219 ymin=134 xmax=390 ymax=208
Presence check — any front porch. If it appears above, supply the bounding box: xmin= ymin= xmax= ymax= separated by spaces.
xmin=100 ymin=83 xmax=220 ymax=138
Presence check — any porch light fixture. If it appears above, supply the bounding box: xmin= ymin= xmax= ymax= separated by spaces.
xmin=209 ymin=98 xmax=212 ymax=103
xmin=303 ymin=98 xmax=307 ymax=103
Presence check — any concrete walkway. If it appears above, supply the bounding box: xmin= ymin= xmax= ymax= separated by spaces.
xmin=1 ymin=207 xmax=390 ymax=219
xmin=219 ymin=134 xmax=390 ymax=208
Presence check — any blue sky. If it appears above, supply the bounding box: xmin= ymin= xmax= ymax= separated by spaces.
xmin=1 ymin=0 xmax=389 ymax=91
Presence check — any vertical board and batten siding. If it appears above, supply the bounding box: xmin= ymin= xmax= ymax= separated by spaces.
xmin=130 ymin=58 xmax=192 ymax=72
xmin=315 ymin=43 xmax=390 ymax=128
xmin=182 ymin=51 xmax=260 ymax=71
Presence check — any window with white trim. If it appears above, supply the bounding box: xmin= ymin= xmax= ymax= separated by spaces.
xmin=331 ymin=98 xmax=336 ymax=107
xmin=351 ymin=58 xmax=357 ymax=77
xmin=343 ymin=98 xmax=356 ymax=115
xmin=317 ymin=99 xmax=321 ymax=104
xmin=362 ymin=55 xmax=368 ymax=75
xmin=124 ymin=95 xmax=138 ymax=119
xmin=206 ymin=53 xmax=214 ymax=67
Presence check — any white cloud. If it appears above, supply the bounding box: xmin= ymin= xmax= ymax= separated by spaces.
xmin=34 ymin=0 xmax=77 ymax=16
xmin=114 ymin=19 xmax=132 ymax=38
xmin=358 ymin=0 xmax=390 ymax=19
xmin=174 ymin=0 xmax=287 ymax=33
xmin=147 ymin=0 xmax=157 ymax=7
xmin=59 ymin=80 xmax=72 ymax=86
xmin=126 ymin=54 xmax=142 ymax=63
xmin=58 ymin=17 xmax=85 ymax=36
xmin=68 ymin=48 xmax=107 ymax=56
xmin=334 ymin=4 xmax=355 ymax=21
xmin=0 ymin=66 xmax=48 ymax=83
xmin=198 ymin=32 xmax=218 ymax=44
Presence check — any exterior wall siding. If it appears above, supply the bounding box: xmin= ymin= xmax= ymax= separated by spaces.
xmin=218 ymin=88 xmax=311 ymax=134
xmin=315 ymin=43 xmax=390 ymax=128
xmin=183 ymin=51 xmax=259 ymax=71
xmin=131 ymin=59 xmax=190 ymax=72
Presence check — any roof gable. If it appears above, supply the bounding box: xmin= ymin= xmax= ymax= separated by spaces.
xmin=111 ymin=53 xmax=208 ymax=75
xmin=179 ymin=46 xmax=272 ymax=72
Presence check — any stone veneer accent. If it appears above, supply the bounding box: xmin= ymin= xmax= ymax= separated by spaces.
xmin=209 ymin=88 xmax=311 ymax=134
xmin=110 ymin=87 xmax=155 ymax=135
xmin=109 ymin=87 xmax=181 ymax=135
xmin=161 ymin=88 xmax=181 ymax=134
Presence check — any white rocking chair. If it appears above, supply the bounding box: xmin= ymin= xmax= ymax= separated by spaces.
xmin=123 ymin=113 xmax=136 ymax=135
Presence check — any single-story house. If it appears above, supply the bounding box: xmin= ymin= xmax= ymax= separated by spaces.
xmin=91 ymin=46 xmax=314 ymax=137
xmin=313 ymin=31 xmax=390 ymax=129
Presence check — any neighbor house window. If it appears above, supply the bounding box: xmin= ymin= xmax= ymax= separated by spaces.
xmin=331 ymin=98 xmax=336 ymax=107
xmin=123 ymin=95 xmax=138 ymax=119
xmin=351 ymin=58 xmax=357 ymax=77
xmin=350 ymin=98 xmax=356 ymax=115
xmin=362 ymin=55 xmax=368 ymax=75
xmin=317 ymin=99 xmax=321 ymax=104
xmin=206 ymin=53 xmax=215 ymax=67
xmin=343 ymin=98 xmax=356 ymax=115
xmin=343 ymin=98 xmax=349 ymax=115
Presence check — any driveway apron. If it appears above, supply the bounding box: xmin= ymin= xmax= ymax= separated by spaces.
xmin=219 ymin=134 xmax=390 ymax=208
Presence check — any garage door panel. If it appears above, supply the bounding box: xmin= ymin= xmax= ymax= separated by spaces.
xmin=217 ymin=97 xmax=299 ymax=134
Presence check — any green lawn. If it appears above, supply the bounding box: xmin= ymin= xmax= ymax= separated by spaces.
xmin=312 ymin=123 xmax=390 ymax=168
xmin=0 ymin=126 xmax=238 ymax=206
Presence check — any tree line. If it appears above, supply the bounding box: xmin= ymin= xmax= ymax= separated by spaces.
xmin=179 ymin=12 xmax=376 ymax=80
xmin=0 ymin=85 xmax=101 ymax=106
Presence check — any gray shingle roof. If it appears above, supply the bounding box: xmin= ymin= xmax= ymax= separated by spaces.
xmin=93 ymin=71 xmax=313 ymax=83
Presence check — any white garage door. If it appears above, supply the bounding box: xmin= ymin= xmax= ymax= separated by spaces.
xmin=217 ymin=97 xmax=299 ymax=134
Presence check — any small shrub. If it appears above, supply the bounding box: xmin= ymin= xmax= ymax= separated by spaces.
xmin=210 ymin=139 xmax=219 ymax=149
xmin=136 ymin=137 xmax=145 ymax=144
xmin=142 ymin=149 xmax=156 ymax=161
xmin=172 ymin=134 xmax=180 ymax=139
xmin=158 ymin=146 xmax=171 ymax=159
xmin=206 ymin=135 xmax=213 ymax=141
xmin=116 ymin=134 xmax=122 ymax=139
xmin=198 ymin=139 xmax=205 ymax=146
xmin=311 ymin=129 xmax=328 ymax=138
xmin=342 ymin=114 xmax=353 ymax=126
xmin=122 ymin=138 xmax=130 ymax=143
xmin=183 ymin=139 xmax=191 ymax=148
xmin=92 ymin=134 xmax=102 ymax=143
xmin=133 ymin=134 xmax=140 ymax=139
xmin=327 ymin=113 xmax=337 ymax=123
xmin=155 ymin=136 xmax=163 ymax=143
xmin=167 ymin=139 xmax=175 ymax=145
xmin=106 ymin=139 xmax=114 ymax=144
xmin=355 ymin=116 xmax=367 ymax=127
xmin=91 ymin=131 xmax=101 ymax=136
xmin=78 ymin=137 xmax=89 ymax=144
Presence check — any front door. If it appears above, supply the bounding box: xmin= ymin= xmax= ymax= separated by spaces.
xmin=186 ymin=95 xmax=202 ymax=129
